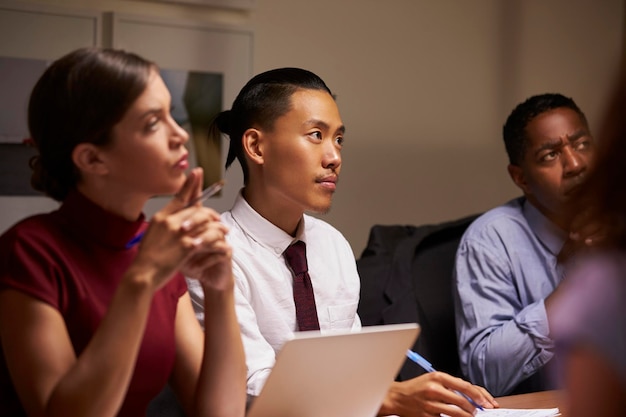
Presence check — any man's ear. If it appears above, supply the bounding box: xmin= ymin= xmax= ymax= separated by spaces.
xmin=507 ymin=163 xmax=531 ymax=194
xmin=72 ymin=143 xmax=108 ymax=175
xmin=242 ymin=128 xmax=264 ymax=166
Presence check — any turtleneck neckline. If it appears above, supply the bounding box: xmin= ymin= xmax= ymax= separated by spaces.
xmin=58 ymin=189 xmax=147 ymax=251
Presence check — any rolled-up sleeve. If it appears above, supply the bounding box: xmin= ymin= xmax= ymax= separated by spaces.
xmin=454 ymin=238 xmax=555 ymax=396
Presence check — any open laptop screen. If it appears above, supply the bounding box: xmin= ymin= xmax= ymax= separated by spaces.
xmin=247 ymin=323 xmax=420 ymax=417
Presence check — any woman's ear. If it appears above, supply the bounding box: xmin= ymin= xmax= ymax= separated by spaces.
xmin=72 ymin=143 xmax=108 ymax=176
xmin=242 ymin=128 xmax=264 ymax=166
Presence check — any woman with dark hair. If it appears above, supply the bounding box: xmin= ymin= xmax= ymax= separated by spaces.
xmin=551 ymin=66 xmax=626 ymax=417
xmin=0 ymin=47 xmax=245 ymax=417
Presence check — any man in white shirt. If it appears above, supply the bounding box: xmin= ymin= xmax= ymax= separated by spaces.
xmin=188 ymin=67 xmax=497 ymax=417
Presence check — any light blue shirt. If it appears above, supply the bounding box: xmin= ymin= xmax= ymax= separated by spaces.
xmin=453 ymin=197 xmax=566 ymax=396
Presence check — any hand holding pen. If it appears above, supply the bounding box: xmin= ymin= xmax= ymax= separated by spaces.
xmin=126 ymin=179 xmax=225 ymax=248
xmin=186 ymin=179 xmax=226 ymax=207
xmin=128 ymin=168 xmax=229 ymax=289
xmin=406 ymin=350 xmax=485 ymax=411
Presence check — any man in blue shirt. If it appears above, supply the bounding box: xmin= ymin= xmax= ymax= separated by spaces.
xmin=453 ymin=93 xmax=595 ymax=396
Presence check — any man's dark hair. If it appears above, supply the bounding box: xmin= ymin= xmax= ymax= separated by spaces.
xmin=210 ymin=67 xmax=333 ymax=184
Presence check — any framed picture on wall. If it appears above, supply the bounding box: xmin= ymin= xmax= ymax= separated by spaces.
xmin=0 ymin=0 xmax=101 ymax=196
xmin=0 ymin=56 xmax=47 ymax=195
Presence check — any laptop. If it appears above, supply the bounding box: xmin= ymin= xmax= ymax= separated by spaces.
xmin=246 ymin=323 xmax=420 ymax=417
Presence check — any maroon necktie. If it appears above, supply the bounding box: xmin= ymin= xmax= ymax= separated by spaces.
xmin=284 ymin=240 xmax=320 ymax=331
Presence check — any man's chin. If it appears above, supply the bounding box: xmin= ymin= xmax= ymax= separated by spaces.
xmin=306 ymin=203 xmax=332 ymax=215
xmin=561 ymin=188 xmax=579 ymax=201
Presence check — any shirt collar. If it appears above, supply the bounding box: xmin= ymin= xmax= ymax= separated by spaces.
xmin=522 ymin=198 xmax=567 ymax=256
xmin=230 ymin=190 xmax=305 ymax=256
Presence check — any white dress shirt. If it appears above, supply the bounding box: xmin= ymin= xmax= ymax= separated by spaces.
xmin=187 ymin=192 xmax=361 ymax=395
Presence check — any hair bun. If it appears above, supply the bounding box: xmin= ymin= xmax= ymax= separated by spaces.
xmin=215 ymin=110 xmax=232 ymax=135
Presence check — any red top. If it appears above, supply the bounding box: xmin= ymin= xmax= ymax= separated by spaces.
xmin=0 ymin=190 xmax=187 ymax=416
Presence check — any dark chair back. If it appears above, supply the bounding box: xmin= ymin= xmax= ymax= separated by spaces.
xmin=357 ymin=214 xmax=479 ymax=379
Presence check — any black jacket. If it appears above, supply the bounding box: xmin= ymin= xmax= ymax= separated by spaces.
xmin=357 ymin=214 xmax=479 ymax=380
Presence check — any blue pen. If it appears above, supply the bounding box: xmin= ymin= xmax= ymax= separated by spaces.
xmin=406 ymin=350 xmax=484 ymax=411
xmin=125 ymin=180 xmax=225 ymax=249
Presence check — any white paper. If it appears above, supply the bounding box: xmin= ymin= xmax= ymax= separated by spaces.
xmin=440 ymin=408 xmax=560 ymax=417
xmin=474 ymin=408 xmax=559 ymax=417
